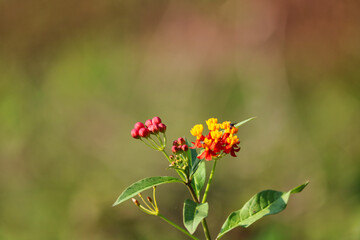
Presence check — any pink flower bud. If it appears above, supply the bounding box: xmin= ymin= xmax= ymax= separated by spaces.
xmin=177 ymin=137 xmax=185 ymax=145
xmin=131 ymin=128 xmax=140 ymax=139
xmin=152 ymin=116 xmax=162 ymax=125
xmin=171 ymin=145 xmax=177 ymax=153
xmin=134 ymin=122 xmax=145 ymax=130
xmin=169 ymin=155 xmax=174 ymax=160
xmin=158 ymin=123 xmax=166 ymax=133
xmin=139 ymin=128 xmax=150 ymax=138
xmin=148 ymin=125 xmax=154 ymax=132
xmin=151 ymin=124 xmax=159 ymax=133
xmin=145 ymin=119 xmax=153 ymax=127
xmin=181 ymin=144 xmax=188 ymax=151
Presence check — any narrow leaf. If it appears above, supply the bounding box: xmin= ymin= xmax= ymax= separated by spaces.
xmin=217 ymin=182 xmax=309 ymax=239
xmin=185 ymin=138 xmax=205 ymax=199
xmin=193 ymin=161 xmax=206 ymax=198
xmin=186 ymin=139 xmax=201 ymax=176
xmin=183 ymin=199 xmax=209 ymax=234
xmin=234 ymin=117 xmax=256 ymax=128
xmin=113 ymin=176 xmax=182 ymax=206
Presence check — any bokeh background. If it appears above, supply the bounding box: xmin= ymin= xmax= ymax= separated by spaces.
xmin=1 ymin=0 xmax=360 ymax=239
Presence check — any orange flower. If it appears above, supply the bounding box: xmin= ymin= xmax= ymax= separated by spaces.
xmin=190 ymin=118 xmax=241 ymax=161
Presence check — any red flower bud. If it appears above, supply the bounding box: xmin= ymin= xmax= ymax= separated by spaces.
xmin=173 ymin=140 xmax=178 ymax=146
xmin=148 ymin=125 xmax=154 ymax=132
xmin=181 ymin=144 xmax=188 ymax=151
xmin=152 ymin=116 xmax=162 ymax=125
xmin=147 ymin=196 xmax=153 ymax=203
xmin=131 ymin=128 xmax=140 ymax=139
xmin=145 ymin=119 xmax=153 ymax=127
xmin=139 ymin=128 xmax=150 ymax=138
xmin=158 ymin=123 xmax=166 ymax=133
xmin=151 ymin=124 xmax=159 ymax=133
xmin=134 ymin=122 xmax=145 ymax=130
xmin=171 ymin=145 xmax=177 ymax=153
xmin=177 ymin=137 xmax=185 ymax=145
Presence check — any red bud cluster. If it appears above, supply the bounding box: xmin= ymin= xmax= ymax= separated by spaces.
xmin=131 ymin=117 xmax=166 ymax=139
xmin=171 ymin=137 xmax=188 ymax=153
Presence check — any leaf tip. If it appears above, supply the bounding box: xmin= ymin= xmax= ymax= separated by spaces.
xmin=290 ymin=181 xmax=309 ymax=194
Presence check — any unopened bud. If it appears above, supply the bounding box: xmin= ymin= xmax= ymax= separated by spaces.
xmin=147 ymin=196 xmax=152 ymax=203
xmin=171 ymin=145 xmax=177 ymax=153
xmin=132 ymin=198 xmax=140 ymax=206
xmin=151 ymin=124 xmax=159 ymax=133
xmin=177 ymin=137 xmax=185 ymax=145
xmin=131 ymin=129 xmax=140 ymax=139
xmin=172 ymin=140 xmax=178 ymax=146
xmin=145 ymin=119 xmax=153 ymax=127
xmin=139 ymin=128 xmax=150 ymax=138
xmin=148 ymin=125 xmax=154 ymax=132
xmin=169 ymin=155 xmax=174 ymax=160
xmin=158 ymin=123 xmax=166 ymax=133
xmin=152 ymin=116 xmax=162 ymax=125
xmin=134 ymin=122 xmax=145 ymax=130
xmin=181 ymin=144 xmax=188 ymax=151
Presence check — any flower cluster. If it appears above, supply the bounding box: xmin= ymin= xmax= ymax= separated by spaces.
xmin=131 ymin=117 xmax=166 ymax=138
xmin=190 ymin=118 xmax=240 ymax=161
xmin=171 ymin=137 xmax=188 ymax=153
xmin=168 ymin=137 xmax=189 ymax=171
xmin=131 ymin=117 xmax=167 ymax=151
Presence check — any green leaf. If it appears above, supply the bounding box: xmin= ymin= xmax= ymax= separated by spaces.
xmin=186 ymin=139 xmax=201 ymax=176
xmin=183 ymin=199 xmax=209 ymax=234
xmin=185 ymin=138 xmax=206 ymax=199
xmin=217 ymin=182 xmax=309 ymax=239
xmin=113 ymin=176 xmax=183 ymax=206
xmin=192 ymin=160 xmax=206 ymax=198
xmin=234 ymin=117 xmax=256 ymax=128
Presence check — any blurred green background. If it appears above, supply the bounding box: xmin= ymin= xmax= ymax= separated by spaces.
xmin=1 ymin=0 xmax=360 ymax=239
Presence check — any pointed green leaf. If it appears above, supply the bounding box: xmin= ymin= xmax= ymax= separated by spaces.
xmin=185 ymin=138 xmax=206 ymax=199
xmin=217 ymin=182 xmax=309 ymax=239
xmin=234 ymin=117 xmax=255 ymax=128
xmin=193 ymin=161 xmax=206 ymax=198
xmin=113 ymin=176 xmax=183 ymax=206
xmin=183 ymin=199 xmax=209 ymax=234
xmin=186 ymin=139 xmax=201 ymax=176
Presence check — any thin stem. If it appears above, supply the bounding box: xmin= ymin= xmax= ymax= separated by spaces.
xmin=148 ymin=136 xmax=162 ymax=149
xmin=186 ymin=183 xmax=199 ymax=203
xmin=202 ymin=220 xmax=211 ymax=240
xmin=140 ymin=138 xmax=158 ymax=150
xmin=158 ymin=213 xmax=200 ymax=240
xmin=160 ymin=149 xmax=172 ymax=163
xmin=155 ymin=133 xmax=164 ymax=146
xmin=202 ymin=159 xmax=218 ymax=203
xmin=138 ymin=193 xmax=153 ymax=211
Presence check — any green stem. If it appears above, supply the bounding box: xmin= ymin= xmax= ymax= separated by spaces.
xmin=202 ymin=159 xmax=218 ymax=203
xmin=158 ymin=213 xmax=200 ymax=240
xmin=160 ymin=149 xmax=172 ymax=163
xmin=202 ymin=220 xmax=211 ymax=240
xmin=140 ymin=138 xmax=158 ymax=150
xmin=186 ymin=183 xmax=212 ymax=240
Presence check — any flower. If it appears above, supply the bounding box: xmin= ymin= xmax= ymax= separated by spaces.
xmin=190 ymin=118 xmax=241 ymax=161
xmin=190 ymin=124 xmax=204 ymax=139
